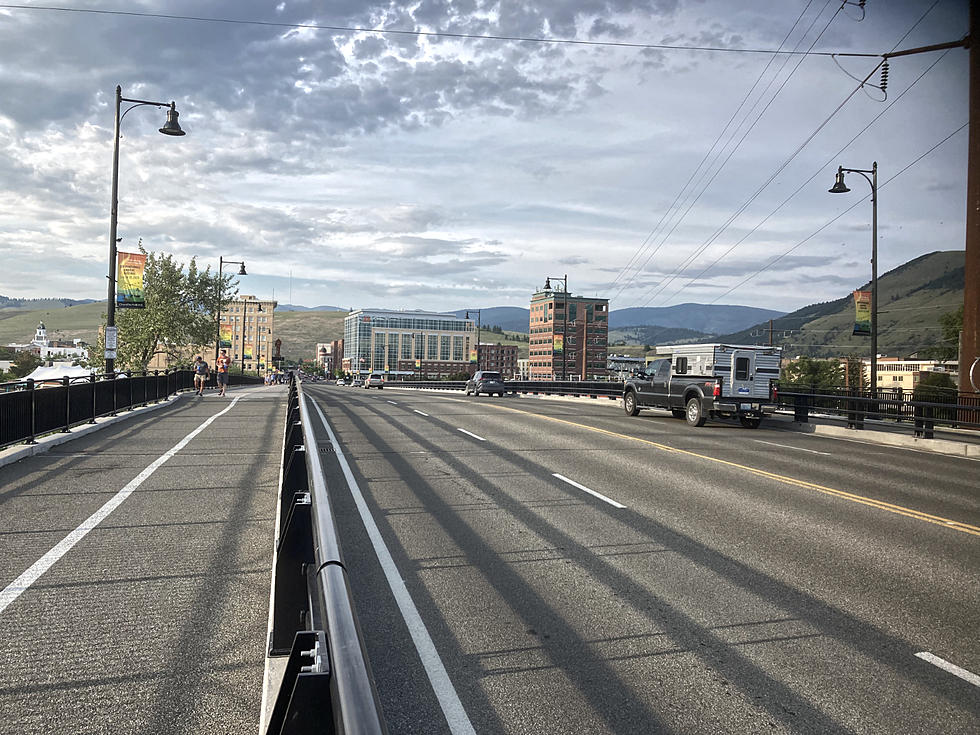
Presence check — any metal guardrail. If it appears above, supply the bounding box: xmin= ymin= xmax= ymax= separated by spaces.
xmin=0 ymin=369 xmax=267 ymax=450
xmin=266 ymin=376 xmax=386 ymax=735
xmin=385 ymin=378 xmax=624 ymax=399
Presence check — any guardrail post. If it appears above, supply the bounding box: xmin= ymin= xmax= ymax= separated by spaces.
xmin=265 ymin=630 xmax=332 ymax=734
xmin=127 ymin=373 xmax=134 ymax=411
xmin=794 ymin=394 xmax=809 ymax=423
xmin=913 ymin=404 xmax=935 ymax=439
xmin=24 ymin=379 xmax=37 ymax=445
xmin=63 ymin=376 xmax=71 ymax=433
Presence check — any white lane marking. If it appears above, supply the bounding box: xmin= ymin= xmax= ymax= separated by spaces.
xmin=754 ymin=439 xmax=831 ymax=456
xmin=457 ymin=428 xmax=486 ymax=442
xmin=0 ymin=397 xmax=242 ymax=616
xmin=553 ymin=473 xmax=627 ymax=509
xmin=387 ymin=400 xmax=398 ymax=405
xmin=915 ymin=652 xmax=980 ymax=687
xmin=309 ymin=401 xmax=476 ymax=735
xmin=414 ymin=409 xmax=429 ymax=417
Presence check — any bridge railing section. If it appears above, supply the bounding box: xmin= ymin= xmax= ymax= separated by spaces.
xmin=266 ymin=376 xmax=386 ymax=735
xmin=389 ymin=378 xmax=625 ymax=399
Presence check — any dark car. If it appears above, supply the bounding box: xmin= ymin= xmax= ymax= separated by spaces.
xmin=465 ymin=370 xmax=506 ymax=397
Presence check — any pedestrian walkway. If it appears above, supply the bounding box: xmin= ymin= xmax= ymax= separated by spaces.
xmin=0 ymin=384 xmax=287 ymax=735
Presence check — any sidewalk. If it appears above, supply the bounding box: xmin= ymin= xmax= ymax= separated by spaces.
xmin=0 ymin=384 xmax=287 ymax=735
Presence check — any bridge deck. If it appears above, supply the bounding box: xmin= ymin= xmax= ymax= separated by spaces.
xmin=0 ymin=385 xmax=286 ymax=735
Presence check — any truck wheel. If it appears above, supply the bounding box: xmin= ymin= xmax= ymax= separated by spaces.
xmin=686 ymin=397 xmax=706 ymax=427
xmin=624 ymin=391 xmax=640 ymax=416
xmin=739 ymin=416 xmax=762 ymax=429
xmin=671 ymin=409 xmax=686 ymax=419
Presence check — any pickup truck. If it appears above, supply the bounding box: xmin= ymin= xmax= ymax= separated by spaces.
xmin=622 ymin=344 xmax=780 ymax=428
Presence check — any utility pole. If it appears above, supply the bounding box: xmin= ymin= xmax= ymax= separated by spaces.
xmin=769 ymin=319 xmax=774 ymax=347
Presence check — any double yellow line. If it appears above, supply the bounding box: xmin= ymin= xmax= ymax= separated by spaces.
xmin=483 ymin=400 xmax=980 ymax=538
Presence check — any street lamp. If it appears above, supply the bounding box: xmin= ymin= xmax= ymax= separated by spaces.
xmin=105 ymin=85 xmax=185 ymax=375
xmin=241 ymin=300 xmax=263 ymax=375
xmin=215 ymin=257 xmax=246 ymax=366
xmin=544 ymin=275 xmax=568 ymax=380
xmin=829 ymin=162 xmax=878 ymax=393
xmin=465 ymin=309 xmax=482 ymax=372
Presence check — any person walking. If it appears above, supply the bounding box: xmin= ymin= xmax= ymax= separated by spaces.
xmin=216 ymin=349 xmax=231 ymax=397
xmin=192 ymin=355 xmax=210 ymax=396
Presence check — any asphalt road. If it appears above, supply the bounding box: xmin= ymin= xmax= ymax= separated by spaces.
xmin=0 ymin=387 xmax=287 ymax=735
xmin=305 ymin=384 xmax=980 ymax=735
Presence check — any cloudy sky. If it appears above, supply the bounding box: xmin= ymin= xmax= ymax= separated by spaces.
xmin=0 ymin=0 xmax=969 ymax=313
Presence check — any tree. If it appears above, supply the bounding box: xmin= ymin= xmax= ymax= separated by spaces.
xmin=89 ymin=247 xmax=234 ymax=372
xmin=9 ymin=351 xmax=42 ymax=378
xmin=923 ymin=304 xmax=962 ymax=362
xmin=782 ymin=356 xmax=844 ymax=389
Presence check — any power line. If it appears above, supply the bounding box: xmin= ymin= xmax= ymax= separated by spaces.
xmin=608 ymin=0 xmax=826 ymax=299
xmin=707 ymin=121 xmax=969 ymax=305
xmin=0 ymin=3 xmax=884 ymax=56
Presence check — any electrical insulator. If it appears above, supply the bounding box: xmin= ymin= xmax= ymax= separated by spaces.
xmin=880 ymin=60 xmax=889 ymax=94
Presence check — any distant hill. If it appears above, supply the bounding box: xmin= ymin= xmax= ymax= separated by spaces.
xmin=276 ymin=304 xmax=346 ymax=312
xmin=714 ymin=250 xmax=964 ymax=358
xmin=0 ymin=302 xmax=104 ymax=345
xmin=450 ymin=307 xmax=530 ymax=333
xmin=609 ymin=304 xmax=785 ymax=334
xmin=0 ymin=295 xmax=98 ymax=311
xmin=609 ymin=325 xmax=710 ymax=347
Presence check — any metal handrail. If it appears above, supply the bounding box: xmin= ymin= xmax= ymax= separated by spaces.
xmin=266 ymin=376 xmax=387 ymax=734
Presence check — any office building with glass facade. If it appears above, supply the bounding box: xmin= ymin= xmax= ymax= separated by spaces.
xmin=343 ymin=309 xmax=476 ymax=378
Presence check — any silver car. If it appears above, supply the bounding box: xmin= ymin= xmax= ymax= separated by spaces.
xmin=465 ymin=370 xmax=506 ymax=397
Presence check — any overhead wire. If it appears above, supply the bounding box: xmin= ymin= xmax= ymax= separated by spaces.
xmin=706 ymin=120 xmax=969 ymax=305
xmin=0 ymin=3 xmax=882 ymax=56
xmin=607 ymin=0 xmax=825 ymax=300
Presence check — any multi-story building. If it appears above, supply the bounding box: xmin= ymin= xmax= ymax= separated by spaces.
xmin=314 ymin=339 xmax=345 ymax=375
xmin=478 ymin=342 xmax=519 ymax=378
xmin=866 ymin=357 xmax=958 ymax=390
xmin=343 ymin=309 xmax=475 ymax=378
xmin=221 ymin=294 xmax=277 ymax=373
xmin=528 ymin=284 xmax=609 ymax=380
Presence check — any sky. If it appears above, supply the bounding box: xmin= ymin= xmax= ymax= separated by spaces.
xmin=0 ymin=0 xmax=970 ymax=314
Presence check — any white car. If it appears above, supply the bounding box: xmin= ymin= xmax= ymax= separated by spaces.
xmin=365 ymin=373 xmax=384 ymax=389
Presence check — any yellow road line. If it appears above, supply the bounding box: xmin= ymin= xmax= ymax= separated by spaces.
xmin=475 ymin=400 xmax=980 ymax=538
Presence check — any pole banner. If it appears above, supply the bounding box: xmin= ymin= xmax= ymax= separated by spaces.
xmin=469 ymin=349 xmax=478 ymax=363
xmin=116 ymin=251 xmax=147 ymax=309
xmin=553 ymin=334 xmax=564 ymax=353
xmin=244 ymin=343 xmax=254 ymax=359
xmin=219 ymin=323 xmax=233 ymax=348
xmin=853 ymin=291 xmax=871 ymax=336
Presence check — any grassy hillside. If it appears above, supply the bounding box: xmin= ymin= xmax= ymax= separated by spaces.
xmin=275 ymin=309 xmax=348 ymax=360
xmin=716 ymin=251 xmax=964 ymax=358
xmin=0 ymin=302 xmax=105 ymax=345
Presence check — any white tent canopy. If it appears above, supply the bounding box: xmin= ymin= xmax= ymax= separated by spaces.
xmin=25 ymin=365 xmax=95 ymax=381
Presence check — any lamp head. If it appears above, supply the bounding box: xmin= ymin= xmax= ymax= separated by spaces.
xmin=543 ymin=277 xmax=551 ymax=290
xmin=828 ymin=167 xmax=850 ymax=194
xmin=238 ymin=263 xmax=247 ymax=276
xmin=158 ymin=102 xmax=185 ymax=136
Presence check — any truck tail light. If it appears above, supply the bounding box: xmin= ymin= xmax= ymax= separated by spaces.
xmin=772 ymin=382 xmax=778 ymax=401
xmin=713 ymin=379 xmax=722 ymax=397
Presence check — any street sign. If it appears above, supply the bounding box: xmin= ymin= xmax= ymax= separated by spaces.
xmin=105 ymin=326 xmax=118 ymax=349
xmin=104 ymin=349 xmax=117 ymax=360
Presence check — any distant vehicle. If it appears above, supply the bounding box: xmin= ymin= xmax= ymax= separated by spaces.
xmin=365 ymin=373 xmax=384 ymax=389
xmin=336 ymin=378 xmax=346 ymax=386
xmin=351 ymin=378 xmax=363 ymax=387
xmin=465 ymin=370 xmax=506 ymax=397
xmin=623 ymin=343 xmax=780 ymax=428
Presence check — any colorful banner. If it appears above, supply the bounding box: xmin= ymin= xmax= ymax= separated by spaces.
xmin=553 ymin=334 xmax=564 ymax=353
xmin=116 ymin=251 xmax=146 ymax=309
xmin=853 ymin=290 xmax=871 ymax=336
xmin=415 ymin=359 xmax=421 ymax=368
xmin=469 ymin=349 xmax=478 ymax=363
xmin=244 ymin=344 xmax=254 ymax=359
xmin=219 ymin=323 xmax=233 ymax=348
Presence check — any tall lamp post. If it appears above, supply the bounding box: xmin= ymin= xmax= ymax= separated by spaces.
xmin=241 ymin=300 xmax=263 ymax=375
xmin=829 ymin=162 xmax=878 ymax=392
xmin=215 ymin=258 xmax=246 ymax=366
xmin=465 ymin=309 xmax=482 ymax=372
xmin=105 ymin=85 xmax=185 ymax=375
xmin=544 ymin=275 xmax=568 ymax=380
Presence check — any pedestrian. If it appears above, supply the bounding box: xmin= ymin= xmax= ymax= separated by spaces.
xmin=216 ymin=349 xmax=231 ymax=396
xmin=193 ymin=355 xmax=210 ymax=396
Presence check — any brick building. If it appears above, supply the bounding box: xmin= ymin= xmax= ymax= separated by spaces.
xmin=528 ymin=282 xmax=609 ymax=380
xmin=478 ymin=342 xmax=518 ymax=378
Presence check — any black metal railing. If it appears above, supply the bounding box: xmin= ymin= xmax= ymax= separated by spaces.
xmin=386 ymin=378 xmax=625 ymax=399
xmin=265 ymin=376 xmax=386 ymax=735
xmin=777 ymin=384 xmax=980 ymax=437
xmin=0 ymin=369 xmax=267 ymax=450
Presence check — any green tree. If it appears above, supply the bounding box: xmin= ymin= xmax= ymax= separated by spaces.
xmin=89 ymin=248 xmax=234 ymax=372
xmin=10 ymin=351 xmax=42 ymax=378
xmin=923 ymin=304 xmax=962 ymax=362
xmin=782 ymin=356 xmax=844 ymax=389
